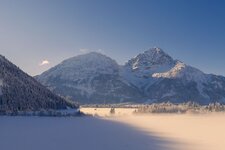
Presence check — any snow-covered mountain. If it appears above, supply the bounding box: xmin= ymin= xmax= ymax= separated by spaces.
xmin=0 ymin=55 xmax=78 ymax=113
xmin=36 ymin=48 xmax=225 ymax=104
xmin=121 ymin=48 xmax=177 ymax=89
xmin=36 ymin=52 xmax=143 ymax=104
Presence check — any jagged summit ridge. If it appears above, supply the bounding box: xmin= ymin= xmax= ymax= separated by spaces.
xmin=126 ymin=47 xmax=175 ymax=70
xmin=121 ymin=47 xmax=177 ymax=89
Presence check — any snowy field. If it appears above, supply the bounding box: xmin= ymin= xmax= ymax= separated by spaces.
xmin=1 ymin=108 xmax=225 ymax=150
xmin=0 ymin=116 xmax=173 ymax=150
xmin=81 ymin=108 xmax=225 ymax=150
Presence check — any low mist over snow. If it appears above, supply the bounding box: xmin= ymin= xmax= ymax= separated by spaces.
xmin=81 ymin=108 xmax=225 ymax=150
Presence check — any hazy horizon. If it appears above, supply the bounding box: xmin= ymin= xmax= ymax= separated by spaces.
xmin=0 ymin=0 xmax=225 ymax=76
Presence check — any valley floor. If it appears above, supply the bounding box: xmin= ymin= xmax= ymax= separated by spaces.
xmin=0 ymin=116 xmax=172 ymax=150
xmin=1 ymin=108 xmax=225 ymax=150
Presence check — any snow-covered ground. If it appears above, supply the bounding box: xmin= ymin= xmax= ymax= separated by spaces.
xmin=0 ymin=116 xmax=173 ymax=150
xmin=1 ymin=108 xmax=225 ymax=150
xmin=81 ymin=108 xmax=225 ymax=150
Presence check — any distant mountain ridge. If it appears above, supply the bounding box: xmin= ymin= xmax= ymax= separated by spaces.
xmin=36 ymin=48 xmax=225 ymax=104
xmin=0 ymin=55 xmax=78 ymax=113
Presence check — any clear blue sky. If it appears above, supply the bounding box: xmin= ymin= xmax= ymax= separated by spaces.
xmin=0 ymin=0 xmax=225 ymax=76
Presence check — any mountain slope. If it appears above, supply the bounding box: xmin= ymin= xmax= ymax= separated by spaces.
xmin=0 ymin=55 xmax=78 ymax=113
xmin=36 ymin=48 xmax=225 ymax=104
xmin=36 ymin=52 xmax=144 ymax=104
xmin=123 ymin=48 xmax=225 ymax=104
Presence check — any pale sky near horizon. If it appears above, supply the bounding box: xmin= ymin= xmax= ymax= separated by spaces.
xmin=0 ymin=0 xmax=225 ymax=76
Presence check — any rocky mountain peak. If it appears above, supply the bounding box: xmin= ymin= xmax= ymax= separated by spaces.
xmin=126 ymin=47 xmax=175 ymax=71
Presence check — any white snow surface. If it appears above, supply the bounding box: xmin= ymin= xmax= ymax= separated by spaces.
xmin=0 ymin=117 xmax=171 ymax=150
xmin=152 ymin=61 xmax=207 ymax=82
